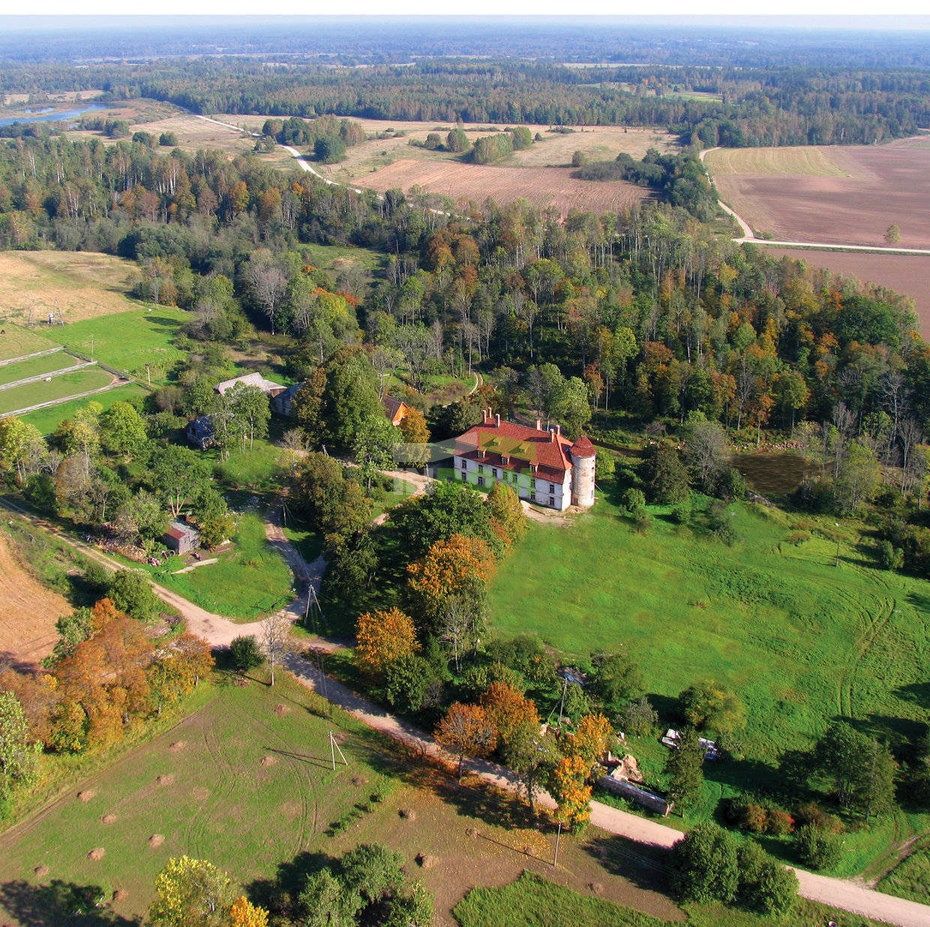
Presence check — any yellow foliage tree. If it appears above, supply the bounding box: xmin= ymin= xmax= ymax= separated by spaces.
xmin=435 ymin=702 xmax=498 ymax=781
xmin=550 ymin=754 xmax=592 ymax=831
xmin=480 ymin=681 xmax=539 ymax=745
xmin=229 ymin=895 xmax=269 ymax=927
xmin=149 ymin=856 xmax=234 ymax=927
xmin=354 ymin=608 xmax=419 ymax=678
xmin=570 ymin=713 xmax=613 ymax=777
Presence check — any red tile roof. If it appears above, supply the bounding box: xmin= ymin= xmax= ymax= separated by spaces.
xmin=571 ymin=434 xmax=596 ymax=458
xmin=455 ymin=418 xmax=574 ymax=481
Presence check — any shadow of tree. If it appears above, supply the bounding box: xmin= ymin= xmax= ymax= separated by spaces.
xmin=583 ymin=834 xmax=674 ymax=895
xmin=0 ymin=880 xmax=140 ymax=927
xmin=244 ymin=850 xmax=335 ymax=916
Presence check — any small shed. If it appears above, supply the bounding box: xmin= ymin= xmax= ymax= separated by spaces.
xmin=272 ymin=382 xmax=302 ymax=418
xmin=382 ymin=395 xmax=411 ymax=427
xmin=164 ymin=521 xmax=200 ymax=555
xmin=185 ymin=415 xmax=215 ymax=450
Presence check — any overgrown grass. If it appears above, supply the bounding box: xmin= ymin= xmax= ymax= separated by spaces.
xmin=878 ymin=843 xmax=930 ymax=904
xmin=487 ymin=492 xmax=930 ymax=873
xmin=213 ymin=440 xmax=284 ymax=492
xmin=453 ymin=871 xmax=893 ymax=927
xmin=21 ymin=383 xmax=149 ymax=434
xmin=50 ymin=306 xmax=188 ymax=382
xmin=149 ymin=513 xmax=294 ymax=620
xmin=0 ymin=323 xmax=58 ymax=361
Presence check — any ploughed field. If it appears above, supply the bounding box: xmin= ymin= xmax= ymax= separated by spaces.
xmin=764 ymin=247 xmax=930 ymax=339
xmin=353 ymin=159 xmax=649 ymax=215
xmin=706 ymin=137 xmax=930 ymax=249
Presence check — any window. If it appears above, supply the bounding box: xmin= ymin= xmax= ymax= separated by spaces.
xmin=492 ymin=468 xmax=498 ymax=479
xmin=459 ymin=457 xmax=466 ymax=469
xmin=549 ymin=482 xmax=556 ymax=493
xmin=477 ymin=476 xmax=485 ymax=487
xmin=459 ymin=470 xmax=466 ymax=481
xmin=549 ymin=495 xmax=555 ymax=507
xmin=478 ymin=464 xmax=484 ymax=474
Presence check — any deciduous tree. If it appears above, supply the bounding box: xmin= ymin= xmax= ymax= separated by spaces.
xmin=355 ymin=608 xmax=419 ymax=679
xmin=435 ymin=702 xmax=497 ymax=781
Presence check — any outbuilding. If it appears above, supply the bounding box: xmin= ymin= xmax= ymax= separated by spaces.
xmin=164 ymin=521 xmax=200 ymax=555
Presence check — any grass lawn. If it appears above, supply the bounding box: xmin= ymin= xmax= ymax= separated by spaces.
xmin=0 ymin=366 xmax=114 ymax=415
xmin=282 ymin=520 xmax=324 ymax=566
xmin=0 ymin=323 xmax=59 ymax=361
xmin=213 ymin=440 xmax=284 ymax=492
xmin=487 ymin=493 xmax=930 ymax=873
xmin=371 ymin=477 xmax=419 ymax=519
xmin=149 ymin=512 xmax=294 ymax=620
xmin=0 ymin=351 xmax=76 ymax=386
xmin=50 ymin=306 xmax=188 ymax=382
xmin=453 ymin=871 xmax=892 ymax=927
xmin=21 ymin=383 xmax=149 ymax=434
xmin=302 ymin=240 xmax=382 ymax=273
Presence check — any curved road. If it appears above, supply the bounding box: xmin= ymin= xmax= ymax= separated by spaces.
xmin=700 ymin=147 xmax=930 ymax=256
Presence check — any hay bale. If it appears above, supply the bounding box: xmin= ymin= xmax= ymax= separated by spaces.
xmin=168 ymin=740 xmax=186 ymax=753
xmin=274 ymin=703 xmax=289 ymax=716
xmin=156 ymin=774 xmax=175 ymax=786
xmin=148 ymin=834 xmax=165 ymax=848
xmin=88 ymin=848 xmax=105 ymax=861
xmin=415 ymin=853 xmax=437 ymax=869
xmin=398 ymin=808 xmax=416 ymax=821
xmin=112 ymin=888 xmax=128 ymax=903
xmin=101 ymin=813 xmax=117 ymax=825
xmin=33 ymin=865 xmax=50 ymax=878
xmin=351 ymin=775 xmax=368 ymax=787
xmin=465 ymin=826 xmax=478 ymax=839
xmin=77 ymin=789 xmax=96 ymax=803
xmin=260 ymin=755 xmax=278 ymax=767
xmin=589 ymin=882 xmax=604 ymax=895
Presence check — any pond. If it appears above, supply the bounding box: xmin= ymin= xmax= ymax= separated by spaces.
xmin=0 ymin=103 xmax=108 ymax=128
xmin=733 ymin=450 xmax=817 ymax=496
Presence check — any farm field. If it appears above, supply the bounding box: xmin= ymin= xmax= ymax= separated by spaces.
xmin=0 ymin=350 xmax=77 ymax=387
xmin=487 ymin=492 xmax=930 ymax=867
xmin=0 ymin=251 xmax=141 ymax=325
xmin=0 ymin=366 xmax=115 ymax=416
xmin=705 ymin=136 xmax=930 ymax=248
xmin=764 ymin=247 xmax=930 ymax=339
xmin=355 ymin=159 xmax=649 ymax=215
xmin=50 ymin=306 xmax=189 ymax=383
xmin=0 ymin=324 xmax=59 ymax=362
xmin=0 ymin=529 xmax=70 ymax=668
xmin=21 ymin=383 xmax=149 ymax=435
xmin=0 ymin=672 xmax=683 ymax=927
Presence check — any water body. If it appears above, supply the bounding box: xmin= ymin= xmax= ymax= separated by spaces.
xmin=0 ymin=102 xmax=108 ymax=128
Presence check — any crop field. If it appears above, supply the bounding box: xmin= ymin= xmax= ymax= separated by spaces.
xmin=764 ymin=247 xmax=930 ymax=338
xmin=0 ymin=529 xmax=70 ymax=668
xmin=0 ymin=673 xmax=683 ymax=927
xmin=355 ymin=159 xmax=649 ymax=215
xmin=705 ymin=136 xmax=930 ymax=248
xmin=0 ymin=251 xmax=141 ymax=325
xmin=0 ymin=366 xmax=116 ymax=416
xmin=50 ymin=306 xmax=188 ymax=383
xmin=488 ymin=494 xmax=930 ymax=859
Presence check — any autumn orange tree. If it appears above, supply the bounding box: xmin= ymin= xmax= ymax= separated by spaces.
xmin=407 ymin=533 xmax=496 ymax=638
xmin=550 ymin=754 xmax=592 ymax=831
xmin=229 ymin=895 xmax=269 ymax=927
xmin=480 ymin=681 xmax=539 ymax=746
xmin=355 ymin=607 xmax=419 ymax=679
xmin=569 ymin=713 xmax=613 ymax=777
xmin=435 ymin=702 xmax=497 ymax=781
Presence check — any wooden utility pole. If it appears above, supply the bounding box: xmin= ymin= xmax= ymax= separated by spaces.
xmin=329 ymin=731 xmax=348 ymax=771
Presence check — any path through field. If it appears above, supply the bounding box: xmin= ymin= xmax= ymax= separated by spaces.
xmin=3 ymin=496 xmax=927 ymax=926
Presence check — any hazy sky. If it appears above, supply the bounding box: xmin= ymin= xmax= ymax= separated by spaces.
xmin=3 ymin=3 xmax=930 ymax=18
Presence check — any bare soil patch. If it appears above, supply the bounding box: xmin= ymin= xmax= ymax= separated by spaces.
xmin=765 ymin=247 xmax=930 ymax=338
xmin=147 ymin=834 xmax=164 ymax=849
xmin=168 ymin=740 xmax=187 ymax=753
xmin=33 ymin=865 xmax=49 ymax=878
xmin=0 ymin=251 xmax=140 ymax=325
xmin=260 ymin=755 xmax=278 ymax=767
xmin=708 ymin=136 xmax=930 ymax=248
xmin=0 ymin=531 xmax=70 ymax=667
xmin=191 ymin=786 xmax=210 ymax=801
xmin=355 ymin=158 xmax=648 ymax=216
xmin=87 ymin=848 xmax=105 ymax=861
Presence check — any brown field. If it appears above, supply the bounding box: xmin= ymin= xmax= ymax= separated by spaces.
xmin=0 ymin=532 xmax=69 ymax=668
xmin=353 ymin=158 xmax=649 ymax=215
xmin=0 ymin=251 xmax=140 ymax=325
xmin=764 ymin=246 xmax=930 ymax=338
xmin=219 ymin=114 xmax=676 ymax=183
xmin=707 ymin=136 xmax=930 ymax=249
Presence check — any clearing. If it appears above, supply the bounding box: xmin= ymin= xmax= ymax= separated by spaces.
xmin=354 ymin=159 xmax=648 ymax=216
xmin=0 ymin=671 xmax=682 ymax=927
xmin=0 ymin=251 xmax=141 ymax=325
xmin=487 ymin=493 xmax=930 ymax=870
xmin=0 ymin=529 xmax=70 ymax=668
xmin=50 ymin=306 xmax=189 ymax=383
xmin=704 ymin=136 xmax=930 ymax=249
xmin=764 ymin=247 xmax=930 ymax=339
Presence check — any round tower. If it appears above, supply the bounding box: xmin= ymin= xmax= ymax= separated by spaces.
xmin=570 ymin=435 xmax=596 ymax=509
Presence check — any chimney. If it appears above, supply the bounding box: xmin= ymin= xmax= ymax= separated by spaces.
xmin=495 ymin=413 xmax=501 ymax=426
xmin=536 ymin=418 xmax=542 ymax=431
xmin=482 ymin=408 xmax=490 ymax=424
xmin=550 ymin=428 xmax=556 ymax=443
xmin=555 ymin=424 xmax=561 ymax=438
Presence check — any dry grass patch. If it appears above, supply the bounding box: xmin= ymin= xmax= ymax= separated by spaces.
xmin=0 ymin=251 xmax=140 ymax=324
xmin=0 ymin=531 xmax=70 ymax=667
xmin=704 ymin=146 xmax=850 ymax=177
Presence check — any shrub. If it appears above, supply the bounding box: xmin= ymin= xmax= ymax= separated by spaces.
xmin=108 ymin=570 xmax=161 ymax=622
xmin=618 ymin=695 xmax=658 ymax=736
xmin=794 ymin=802 xmax=844 ymax=833
xmin=793 ymin=823 xmax=843 ymax=870
xmin=737 ymin=841 xmax=798 ymax=917
xmin=646 ymin=443 xmax=690 ymax=505
xmin=228 ymin=635 xmax=263 ymax=673
xmin=785 ymin=530 xmax=811 ymax=546
xmin=766 ymin=808 xmax=795 ymax=836
xmin=877 ymin=539 xmax=904 ymax=571
xmin=620 ymin=487 xmax=646 ymax=517
xmin=671 ymin=823 xmax=739 ymax=903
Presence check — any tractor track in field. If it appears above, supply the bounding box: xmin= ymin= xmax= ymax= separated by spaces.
xmin=837 ymin=596 xmax=896 ymax=718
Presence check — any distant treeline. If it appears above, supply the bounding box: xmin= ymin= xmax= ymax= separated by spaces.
xmin=1 ymin=58 xmax=926 ymax=148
